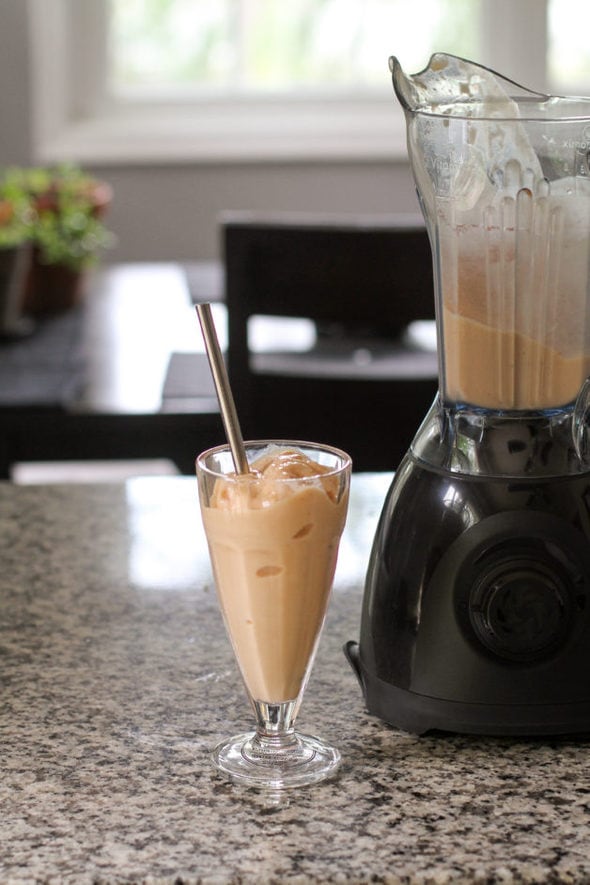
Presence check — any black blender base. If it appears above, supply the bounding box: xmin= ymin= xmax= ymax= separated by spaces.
xmin=345 ymin=641 xmax=590 ymax=737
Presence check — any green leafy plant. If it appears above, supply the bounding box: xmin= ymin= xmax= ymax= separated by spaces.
xmin=0 ymin=164 xmax=115 ymax=270
xmin=0 ymin=169 xmax=34 ymax=249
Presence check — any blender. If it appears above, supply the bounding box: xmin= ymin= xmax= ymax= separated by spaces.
xmin=345 ymin=54 xmax=590 ymax=735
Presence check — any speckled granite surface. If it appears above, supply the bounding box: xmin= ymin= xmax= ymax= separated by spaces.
xmin=1 ymin=474 xmax=590 ymax=885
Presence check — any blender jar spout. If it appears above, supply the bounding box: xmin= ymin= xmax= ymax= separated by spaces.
xmin=389 ymin=52 xmax=548 ymax=115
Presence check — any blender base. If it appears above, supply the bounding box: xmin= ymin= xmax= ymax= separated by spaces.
xmin=345 ymin=640 xmax=590 ymax=737
xmin=350 ymin=451 xmax=590 ymax=737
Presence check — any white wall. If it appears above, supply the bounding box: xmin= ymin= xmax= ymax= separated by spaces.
xmin=0 ymin=3 xmax=419 ymax=263
xmin=0 ymin=2 xmax=33 ymax=167
xmin=92 ymin=161 xmax=420 ymax=262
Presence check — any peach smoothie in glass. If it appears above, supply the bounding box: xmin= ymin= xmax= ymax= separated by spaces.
xmin=197 ymin=439 xmax=351 ymax=790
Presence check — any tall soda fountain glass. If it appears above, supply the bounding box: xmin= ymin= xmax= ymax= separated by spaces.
xmin=197 ymin=440 xmax=351 ymax=789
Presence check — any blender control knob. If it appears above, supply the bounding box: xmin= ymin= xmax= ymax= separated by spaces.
xmin=468 ymin=555 xmax=573 ymax=662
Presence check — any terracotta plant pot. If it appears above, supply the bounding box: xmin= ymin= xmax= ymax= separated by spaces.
xmin=23 ymin=251 xmax=86 ymax=315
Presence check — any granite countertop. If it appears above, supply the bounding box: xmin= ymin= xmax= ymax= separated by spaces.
xmin=1 ymin=474 xmax=590 ymax=884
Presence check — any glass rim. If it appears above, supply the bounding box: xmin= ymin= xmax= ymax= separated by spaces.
xmin=195 ymin=438 xmax=352 ymax=481
xmin=409 ymin=102 xmax=590 ymax=123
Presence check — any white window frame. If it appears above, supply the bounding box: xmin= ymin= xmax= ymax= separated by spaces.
xmin=27 ymin=0 xmax=547 ymax=167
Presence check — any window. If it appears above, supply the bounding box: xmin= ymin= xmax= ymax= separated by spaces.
xmin=29 ymin=0 xmax=587 ymax=166
xmin=548 ymin=0 xmax=590 ymax=95
xmin=109 ymin=0 xmax=480 ymax=96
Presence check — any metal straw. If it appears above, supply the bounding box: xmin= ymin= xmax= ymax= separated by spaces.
xmin=196 ymin=302 xmax=250 ymax=475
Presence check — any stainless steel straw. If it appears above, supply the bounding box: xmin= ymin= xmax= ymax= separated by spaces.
xmin=196 ymin=302 xmax=250 ymax=474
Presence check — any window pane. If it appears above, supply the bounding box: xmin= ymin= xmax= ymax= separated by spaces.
xmin=109 ymin=0 xmax=481 ymax=96
xmin=548 ymin=0 xmax=590 ymax=93
xmin=109 ymin=0 xmax=235 ymax=90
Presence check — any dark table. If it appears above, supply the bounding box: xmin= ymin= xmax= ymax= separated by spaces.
xmin=0 ymin=263 xmax=225 ymax=478
xmin=0 ymin=260 xmax=438 ymax=478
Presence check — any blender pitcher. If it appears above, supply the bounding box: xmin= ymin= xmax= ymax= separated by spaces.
xmin=346 ymin=54 xmax=590 ymax=736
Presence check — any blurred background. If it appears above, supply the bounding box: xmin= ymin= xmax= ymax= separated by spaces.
xmin=0 ymin=0 xmax=588 ymax=482
xmin=3 ymin=0 xmax=585 ymax=263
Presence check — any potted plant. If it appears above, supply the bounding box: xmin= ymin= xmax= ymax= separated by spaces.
xmin=0 ymin=170 xmax=35 ymax=336
xmin=7 ymin=164 xmax=115 ymax=315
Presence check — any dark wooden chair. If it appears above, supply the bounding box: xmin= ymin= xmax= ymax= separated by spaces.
xmin=222 ymin=212 xmax=439 ymax=470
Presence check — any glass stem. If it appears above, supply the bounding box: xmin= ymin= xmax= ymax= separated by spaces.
xmin=249 ymin=700 xmax=300 ymax=754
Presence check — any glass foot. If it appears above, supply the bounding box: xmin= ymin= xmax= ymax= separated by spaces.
xmin=211 ymin=730 xmax=341 ymax=790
